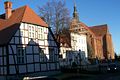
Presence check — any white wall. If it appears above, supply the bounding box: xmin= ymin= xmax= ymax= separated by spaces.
xmin=60 ymin=46 xmax=71 ymax=59
xmin=71 ymin=33 xmax=88 ymax=58
xmin=9 ymin=22 xmax=58 ymax=59
xmin=7 ymin=22 xmax=59 ymax=74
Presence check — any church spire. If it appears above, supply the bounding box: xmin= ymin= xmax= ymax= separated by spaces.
xmin=73 ymin=0 xmax=79 ymax=21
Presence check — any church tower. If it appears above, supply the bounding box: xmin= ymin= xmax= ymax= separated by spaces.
xmin=69 ymin=1 xmax=88 ymax=59
xmin=70 ymin=1 xmax=80 ymax=30
xmin=73 ymin=2 xmax=79 ymax=21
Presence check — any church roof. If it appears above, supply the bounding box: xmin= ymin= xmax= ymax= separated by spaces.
xmin=0 ymin=5 xmax=48 ymax=45
xmin=89 ymin=24 xmax=108 ymax=36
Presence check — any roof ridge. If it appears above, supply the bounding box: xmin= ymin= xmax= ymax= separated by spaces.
xmin=79 ymin=22 xmax=96 ymax=36
xmin=20 ymin=5 xmax=28 ymax=23
xmin=21 ymin=5 xmax=48 ymax=27
xmin=89 ymin=24 xmax=109 ymax=36
xmin=90 ymin=24 xmax=107 ymax=28
xmin=0 ymin=5 xmax=27 ymax=18
xmin=0 ymin=5 xmax=27 ymax=31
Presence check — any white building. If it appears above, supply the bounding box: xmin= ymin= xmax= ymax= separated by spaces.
xmin=70 ymin=33 xmax=88 ymax=57
xmin=59 ymin=4 xmax=90 ymax=65
xmin=0 ymin=1 xmax=59 ymax=76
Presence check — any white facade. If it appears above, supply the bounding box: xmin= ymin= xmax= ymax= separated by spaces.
xmin=59 ymin=3 xmax=89 ymax=66
xmin=60 ymin=45 xmax=71 ymax=59
xmin=0 ymin=22 xmax=59 ymax=75
xmin=71 ymin=32 xmax=88 ymax=58
xmin=59 ymin=32 xmax=88 ymax=66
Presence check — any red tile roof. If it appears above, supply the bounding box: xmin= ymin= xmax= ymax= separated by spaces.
xmin=59 ymin=34 xmax=71 ymax=48
xmin=70 ymin=20 xmax=96 ymax=36
xmin=0 ymin=5 xmax=48 ymax=31
xmin=0 ymin=5 xmax=48 ymax=45
xmin=89 ymin=24 xmax=108 ymax=36
xmin=21 ymin=6 xmax=48 ymax=27
xmin=79 ymin=22 xmax=96 ymax=36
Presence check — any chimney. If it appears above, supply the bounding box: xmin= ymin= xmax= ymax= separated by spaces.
xmin=4 ymin=1 xmax=12 ymax=19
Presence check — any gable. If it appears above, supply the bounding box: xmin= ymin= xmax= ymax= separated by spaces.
xmin=0 ymin=5 xmax=48 ymax=29
xmin=0 ymin=23 xmax=20 ymax=45
xmin=0 ymin=5 xmax=49 ymax=45
xmin=48 ymin=28 xmax=59 ymax=47
xmin=70 ymin=22 xmax=95 ymax=36
xmin=21 ymin=6 xmax=48 ymax=27
xmin=8 ymin=23 xmax=58 ymax=48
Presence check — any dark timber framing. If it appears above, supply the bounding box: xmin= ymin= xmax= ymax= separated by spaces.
xmin=6 ymin=45 xmax=9 ymax=75
xmin=10 ymin=45 xmax=19 ymax=75
xmin=0 ymin=22 xmax=59 ymax=76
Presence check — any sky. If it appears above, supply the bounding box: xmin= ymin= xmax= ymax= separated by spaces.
xmin=0 ymin=0 xmax=120 ymax=55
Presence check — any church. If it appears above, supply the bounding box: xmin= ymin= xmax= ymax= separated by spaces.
xmin=0 ymin=1 xmax=59 ymax=76
xmin=59 ymin=3 xmax=115 ymax=65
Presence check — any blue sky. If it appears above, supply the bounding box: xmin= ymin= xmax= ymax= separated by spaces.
xmin=0 ymin=0 xmax=120 ymax=55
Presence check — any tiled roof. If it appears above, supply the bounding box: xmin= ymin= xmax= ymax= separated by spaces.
xmin=0 ymin=5 xmax=48 ymax=45
xmin=89 ymin=24 xmax=108 ymax=36
xmin=79 ymin=22 xmax=95 ymax=36
xmin=21 ymin=6 xmax=48 ymax=27
xmin=70 ymin=19 xmax=96 ymax=36
xmin=0 ymin=5 xmax=48 ymax=31
xmin=59 ymin=34 xmax=71 ymax=48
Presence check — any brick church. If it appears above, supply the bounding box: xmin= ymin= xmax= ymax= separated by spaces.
xmin=59 ymin=3 xmax=114 ymax=62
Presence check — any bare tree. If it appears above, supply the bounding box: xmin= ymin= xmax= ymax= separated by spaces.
xmin=38 ymin=0 xmax=70 ymax=34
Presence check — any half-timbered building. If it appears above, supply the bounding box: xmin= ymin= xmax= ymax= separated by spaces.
xmin=0 ymin=1 xmax=59 ymax=76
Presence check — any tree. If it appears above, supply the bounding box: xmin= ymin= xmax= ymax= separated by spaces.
xmin=38 ymin=0 xmax=70 ymax=34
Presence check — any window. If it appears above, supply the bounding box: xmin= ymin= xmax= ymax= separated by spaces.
xmin=39 ymin=49 xmax=47 ymax=62
xmin=79 ymin=39 xmax=81 ymax=43
xmin=29 ymin=26 xmax=35 ymax=38
xmin=17 ymin=47 xmax=24 ymax=64
xmin=36 ymin=31 xmax=38 ymax=38
xmin=32 ymin=26 xmax=35 ymax=38
xmin=29 ymin=26 xmax=32 ymax=38
xmin=49 ymin=48 xmax=55 ymax=62
xmin=32 ymin=33 xmax=34 ymax=38
xmin=71 ymin=36 xmax=74 ymax=40
xmin=38 ymin=27 xmax=44 ymax=40
xmin=20 ymin=30 xmax=24 ymax=36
